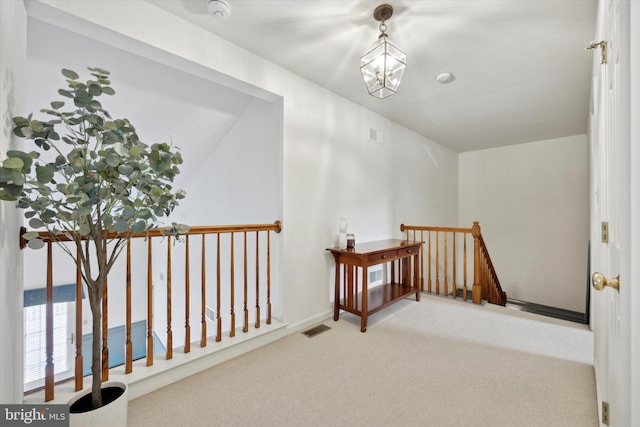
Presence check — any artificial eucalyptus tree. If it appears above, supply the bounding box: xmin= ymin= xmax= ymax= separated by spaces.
xmin=0 ymin=67 xmax=186 ymax=409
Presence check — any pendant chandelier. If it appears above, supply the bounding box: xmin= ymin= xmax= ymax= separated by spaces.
xmin=360 ymin=4 xmax=407 ymax=99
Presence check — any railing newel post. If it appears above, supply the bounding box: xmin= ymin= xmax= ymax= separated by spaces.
xmin=471 ymin=221 xmax=482 ymax=304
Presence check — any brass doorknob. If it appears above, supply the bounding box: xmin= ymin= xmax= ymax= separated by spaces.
xmin=592 ymin=272 xmax=620 ymax=291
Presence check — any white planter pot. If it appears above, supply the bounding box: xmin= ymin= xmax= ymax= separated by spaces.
xmin=68 ymin=381 xmax=128 ymax=427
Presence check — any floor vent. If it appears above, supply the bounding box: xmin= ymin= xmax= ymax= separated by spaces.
xmin=301 ymin=324 xmax=331 ymax=338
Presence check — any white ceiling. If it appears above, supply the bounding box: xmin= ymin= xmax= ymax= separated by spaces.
xmin=146 ymin=0 xmax=598 ymax=153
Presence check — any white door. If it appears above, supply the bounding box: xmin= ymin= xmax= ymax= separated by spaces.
xmin=590 ymin=0 xmax=635 ymax=426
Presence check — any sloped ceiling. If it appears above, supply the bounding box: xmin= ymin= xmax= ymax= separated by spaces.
xmin=146 ymin=0 xmax=598 ymax=152
xmin=26 ymin=18 xmax=255 ymax=188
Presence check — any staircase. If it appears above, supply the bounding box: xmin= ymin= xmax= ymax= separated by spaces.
xmin=401 ymin=221 xmax=507 ymax=306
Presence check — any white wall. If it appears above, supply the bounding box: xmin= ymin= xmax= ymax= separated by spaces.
xmin=23 ymin=0 xmax=459 ymax=331
xmin=0 ymin=0 xmax=27 ymax=404
xmin=459 ymin=135 xmax=589 ymax=312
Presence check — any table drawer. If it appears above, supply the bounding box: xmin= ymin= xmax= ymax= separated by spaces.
xmin=398 ymin=246 xmax=419 ymax=257
xmin=368 ymin=250 xmax=398 ymax=264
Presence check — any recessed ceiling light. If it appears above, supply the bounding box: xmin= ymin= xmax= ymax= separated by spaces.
xmin=435 ymin=72 xmax=455 ymax=84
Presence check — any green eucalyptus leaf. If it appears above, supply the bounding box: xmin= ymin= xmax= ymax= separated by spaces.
xmin=58 ymin=89 xmax=73 ymax=98
xmin=29 ymin=218 xmax=45 ymax=229
xmin=22 ymin=231 xmax=40 ymax=240
xmin=4 ymin=183 xmax=23 ymax=198
xmin=61 ymin=68 xmax=79 ymax=80
xmin=51 ymin=101 xmax=65 ymax=109
xmin=106 ymin=152 xmax=120 ymax=167
xmin=41 ymin=209 xmax=57 ymax=222
xmin=137 ymin=208 xmax=152 ymax=219
xmin=121 ymin=206 xmax=135 ymax=220
xmin=129 ymin=146 xmax=143 ymax=157
xmin=12 ymin=116 xmax=29 ymax=126
xmin=11 ymin=171 xmax=24 ymax=186
xmin=3 ymin=157 xmax=24 ymax=170
xmin=27 ymin=238 xmax=46 ymax=250
xmin=79 ymin=222 xmax=90 ymax=236
xmin=30 ymin=120 xmax=44 ymax=133
xmin=35 ymin=165 xmax=54 ymax=184
xmin=113 ymin=143 xmax=128 ymax=157
xmin=115 ymin=220 xmax=129 ymax=233
xmin=117 ymin=164 xmax=134 ymax=176
xmin=77 ymin=206 xmax=92 ymax=217
xmin=0 ymin=167 xmax=12 ymax=181
xmin=102 ymin=86 xmax=115 ymax=95
xmin=131 ymin=220 xmax=146 ymax=234
xmin=82 ymin=198 xmax=100 ymax=207
xmin=14 ymin=127 xmax=32 ymax=138
xmin=88 ymin=83 xmax=102 ymax=96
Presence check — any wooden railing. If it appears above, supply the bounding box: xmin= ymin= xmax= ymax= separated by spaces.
xmin=21 ymin=221 xmax=282 ymax=402
xmin=400 ymin=221 xmax=506 ymax=306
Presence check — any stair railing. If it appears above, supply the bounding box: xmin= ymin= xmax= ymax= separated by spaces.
xmin=400 ymin=221 xmax=506 ymax=306
xmin=20 ymin=220 xmax=282 ymax=402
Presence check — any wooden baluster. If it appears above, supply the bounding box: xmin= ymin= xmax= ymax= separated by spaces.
xmin=483 ymin=255 xmax=489 ymax=301
xmin=45 ymin=242 xmax=54 ymax=402
xmin=243 ymin=232 xmax=249 ymax=333
xmin=472 ymin=221 xmax=482 ymax=304
xmin=412 ymin=230 xmax=417 ymax=285
xmin=230 ymin=232 xmax=236 ymax=337
xmin=201 ymin=235 xmax=207 ymax=347
xmin=102 ymin=273 xmax=109 ymax=381
xmin=427 ymin=231 xmax=432 ymax=293
xmin=125 ymin=240 xmax=133 ymax=373
xmin=166 ymin=236 xmax=173 ymax=359
xmin=435 ymin=231 xmax=440 ymax=295
xmin=184 ymin=235 xmax=191 ymax=353
xmin=267 ymin=230 xmax=272 ymax=325
xmin=420 ymin=231 xmax=424 ymax=291
xmin=255 ymin=231 xmax=260 ymax=329
xmin=463 ymin=233 xmax=468 ymax=301
xmin=452 ymin=232 xmax=457 ymax=299
xmin=75 ymin=249 xmax=83 ymax=391
xmin=443 ymin=233 xmax=448 ymax=297
xmin=216 ymin=233 xmax=222 ymax=342
xmin=147 ymin=237 xmax=154 ymax=366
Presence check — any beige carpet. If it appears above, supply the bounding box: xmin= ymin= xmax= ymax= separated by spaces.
xmin=128 ymin=295 xmax=597 ymax=427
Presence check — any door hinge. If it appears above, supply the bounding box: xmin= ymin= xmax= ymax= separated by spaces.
xmin=602 ymin=401 xmax=610 ymax=425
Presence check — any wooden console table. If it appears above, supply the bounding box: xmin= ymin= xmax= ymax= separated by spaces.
xmin=327 ymin=239 xmax=422 ymax=332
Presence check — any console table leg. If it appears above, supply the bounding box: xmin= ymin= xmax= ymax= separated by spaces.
xmin=333 ymin=255 xmax=340 ymax=321
xmin=414 ymin=253 xmax=420 ymax=301
xmin=361 ymin=266 xmax=368 ymax=332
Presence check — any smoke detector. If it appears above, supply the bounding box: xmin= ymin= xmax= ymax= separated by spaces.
xmin=207 ymin=0 xmax=231 ymax=21
xmin=435 ymin=72 xmax=455 ymax=84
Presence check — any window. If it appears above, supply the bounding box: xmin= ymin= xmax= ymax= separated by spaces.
xmin=23 ymin=301 xmax=74 ymax=392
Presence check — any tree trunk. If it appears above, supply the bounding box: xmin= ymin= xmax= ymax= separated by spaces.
xmin=89 ymin=282 xmax=103 ymax=409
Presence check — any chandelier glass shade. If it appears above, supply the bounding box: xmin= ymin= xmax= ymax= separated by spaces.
xmin=360 ymin=5 xmax=406 ymax=99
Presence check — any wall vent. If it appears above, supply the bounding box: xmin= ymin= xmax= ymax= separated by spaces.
xmin=205 ymin=306 xmax=216 ymax=323
xmin=369 ymin=264 xmax=384 ymax=287
xmin=370 ymin=128 xmax=383 ymax=144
